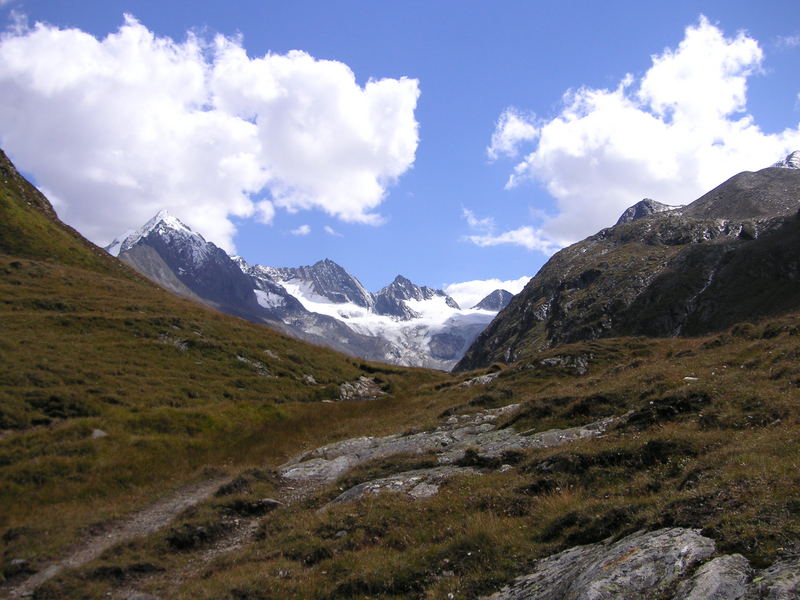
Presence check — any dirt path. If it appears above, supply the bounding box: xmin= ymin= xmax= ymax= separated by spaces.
xmin=2 ymin=475 xmax=232 ymax=599
xmin=111 ymin=475 xmax=331 ymax=599
xmin=3 ymin=405 xmax=624 ymax=599
xmin=2 ymin=457 xmax=343 ymax=599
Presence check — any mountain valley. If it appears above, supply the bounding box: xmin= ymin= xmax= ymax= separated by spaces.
xmin=1 ymin=149 xmax=800 ymax=599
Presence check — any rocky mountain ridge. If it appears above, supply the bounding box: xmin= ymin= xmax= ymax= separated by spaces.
xmin=457 ymin=153 xmax=800 ymax=370
xmin=258 ymin=258 xmax=376 ymax=309
xmin=108 ymin=213 xmax=502 ymax=370
xmin=472 ymin=289 xmax=514 ymax=311
xmin=374 ymin=275 xmax=461 ymax=320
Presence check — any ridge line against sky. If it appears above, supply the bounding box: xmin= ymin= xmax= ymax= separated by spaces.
xmin=0 ymin=1 xmax=798 ymax=299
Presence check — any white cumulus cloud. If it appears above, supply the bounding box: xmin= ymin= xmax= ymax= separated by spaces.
xmin=290 ymin=224 xmax=311 ymax=236
xmin=487 ymin=107 xmax=538 ymax=160
xmin=444 ymin=275 xmax=531 ymax=310
xmin=461 ymin=208 xmax=557 ymax=254
xmin=486 ymin=16 xmax=800 ymax=251
xmin=0 ymin=15 xmax=419 ymax=252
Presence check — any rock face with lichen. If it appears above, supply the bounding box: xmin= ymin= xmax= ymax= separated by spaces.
xmin=457 ymin=156 xmax=800 ymax=371
xmin=482 ymin=528 xmax=800 ymax=600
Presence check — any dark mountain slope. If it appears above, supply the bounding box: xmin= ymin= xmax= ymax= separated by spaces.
xmin=472 ymin=289 xmax=514 ymax=311
xmin=123 ymin=222 xmax=265 ymax=321
xmin=683 ymin=165 xmax=800 ymax=220
xmin=457 ymin=163 xmax=800 ymax=370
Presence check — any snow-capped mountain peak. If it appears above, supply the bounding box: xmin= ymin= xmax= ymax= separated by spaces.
xmin=103 ymin=229 xmax=134 ymax=257
xmin=105 ymin=210 xmax=233 ymax=286
xmin=374 ymin=275 xmax=460 ymax=320
xmin=105 ymin=210 xmax=204 ymax=258
xmin=772 ymin=151 xmax=800 ymax=170
xmin=230 ymin=255 xmax=249 ymax=272
xmin=263 ymin=258 xmax=375 ymax=309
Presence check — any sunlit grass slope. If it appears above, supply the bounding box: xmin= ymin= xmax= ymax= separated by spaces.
xmin=29 ymin=320 xmax=800 ymax=599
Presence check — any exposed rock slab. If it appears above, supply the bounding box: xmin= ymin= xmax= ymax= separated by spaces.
xmin=483 ymin=528 xmax=716 ymax=600
xmin=280 ymin=405 xmax=624 ymax=500
xmin=326 ymin=466 xmax=478 ymax=506
xmin=675 ymin=553 xmax=752 ymax=600
xmin=338 ymin=376 xmax=385 ymax=401
xmin=742 ymin=558 xmax=800 ymax=600
xmin=279 ymin=405 xmax=519 ymax=485
xmin=460 ymin=372 xmax=500 ymax=387
xmin=436 ymin=413 xmax=624 ymax=464
xmin=483 ymin=526 xmax=800 ymax=600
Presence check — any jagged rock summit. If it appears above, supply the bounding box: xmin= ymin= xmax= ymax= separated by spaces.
xmin=112 ymin=210 xmax=265 ymax=321
xmin=457 ymin=154 xmax=800 ymax=370
xmin=263 ymin=258 xmax=375 ymax=309
xmin=615 ymin=198 xmax=678 ymax=225
xmin=105 ymin=210 xmax=200 ymax=258
xmin=472 ymin=289 xmax=514 ymax=311
xmin=374 ymin=275 xmax=460 ymax=320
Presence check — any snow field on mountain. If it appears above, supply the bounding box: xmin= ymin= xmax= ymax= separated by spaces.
xmin=279 ymin=280 xmax=495 ymax=349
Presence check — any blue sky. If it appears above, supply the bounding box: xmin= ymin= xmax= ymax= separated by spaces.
xmin=1 ymin=1 xmax=799 ymax=303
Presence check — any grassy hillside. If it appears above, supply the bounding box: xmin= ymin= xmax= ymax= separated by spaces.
xmin=22 ymin=318 xmax=800 ymax=599
xmin=0 ymin=153 xmax=450 ymax=570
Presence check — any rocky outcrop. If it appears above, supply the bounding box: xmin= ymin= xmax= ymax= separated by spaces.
xmin=279 ymin=404 xmax=624 ymax=499
xmin=743 ymin=558 xmax=800 ymax=599
xmin=338 ymin=376 xmax=385 ymax=401
xmin=438 ymin=413 xmax=623 ymax=464
xmin=459 ymin=372 xmax=500 ymax=387
xmin=472 ymin=289 xmax=514 ymax=311
xmin=326 ymin=466 xmax=478 ymax=506
xmin=616 ymin=198 xmax=678 ymax=225
xmin=278 ymin=405 xmax=519 ymax=486
xmin=484 ymin=528 xmax=715 ymax=600
xmin=483 ymin=527 xmax=800 ymax=600
xmin=457 ymin=161 xmax=800 ymax=370
xmin=674 ymin=554 xmax=752 ymax=600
